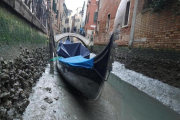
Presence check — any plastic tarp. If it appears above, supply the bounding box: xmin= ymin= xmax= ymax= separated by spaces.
xmin=59 ymin=55 xmax=94 ymax=69
xmin=57 ymin=43 xmax=90 ymax=58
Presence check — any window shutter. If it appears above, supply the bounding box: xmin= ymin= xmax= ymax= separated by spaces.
xmin=94 ymin=12 xmax=98 ymax=23
xmin=56 ymin=10 xmax=59 ymax=19
xmin=124 ymin=1 xmax=130 ymax=26
xmin=85 ymin=16 xmax=87 ymax=24
xmin=53 ymin=0 xmax=56 ymax=13
xmin=106 ymin=21 xmax=108 ymax=31
xmin=87 ymin=13 xmax=90 ymax=23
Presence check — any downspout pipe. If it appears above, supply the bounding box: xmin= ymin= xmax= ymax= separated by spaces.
xmin=129 ymin=0 xmax=139 ymax=48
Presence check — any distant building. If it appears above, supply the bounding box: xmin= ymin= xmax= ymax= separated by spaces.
xmin=50 ymin=0 xmax=64 ymax=34
xmin=84 ymin=0 xmax=98 ymax=38
xmin=75 ymin=13 xmax=82 ymax=33
xmin=61 ymin=3 xmax=68 ymax=33
xmin=94 ymin=0 xmax=122 ymax=44
xmin=73 ymin=1 xmax=88 ymax=34
xmin=67 ymin=9 xmax=73 ymax=32
xmin=71 ymin=15 xmax=75 ymax=33
xmin=81 ymin=0 xmax=88 ymax=28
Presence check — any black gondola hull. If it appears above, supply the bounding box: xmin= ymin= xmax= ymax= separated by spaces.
xmin=56 ymin=35 xmax=113 ymax=99
xmin=56 ymin=60 xmax=105 ymax=100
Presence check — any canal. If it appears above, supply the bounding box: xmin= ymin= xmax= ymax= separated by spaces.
xmin=23 ymin=55 xmax=180 ymax=120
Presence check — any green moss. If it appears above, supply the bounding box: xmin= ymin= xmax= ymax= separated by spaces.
xmin=0 ymin=5 xmax=47 ymax=60
xmin=0 ymin=6 xmax=47 ymax=47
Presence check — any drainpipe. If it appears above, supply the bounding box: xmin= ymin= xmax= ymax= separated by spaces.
xmin=129 ymin=0 xmax=139 ymax=48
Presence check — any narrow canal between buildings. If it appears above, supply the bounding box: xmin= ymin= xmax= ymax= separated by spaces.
xmin=23 ymin=54 xmax=180 ymax=120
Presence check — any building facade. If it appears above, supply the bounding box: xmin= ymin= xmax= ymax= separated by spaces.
xmin=84 ymin=0 xmax=98 ymax=38
xmin=94 ymin=0 xmax=133 ymax=44
xmin=22 ymin=0 xmax=48 ymax=27
xmin=67 ymin=9 xmax=73 ymax=32
xmin=94 ymin=0 xmax=180 ymax=50
xmin=133 ymin=0 xmax=180 ymax=50
xmin=75 ymin=13 xmax=82 ymax=33
xmin=61 ymin=3 xmax=68 ymax=33
xmin=81 ymin=0 xmax=88 ymax=28
xmin=51 ymin=0 xmax=64 ymax=34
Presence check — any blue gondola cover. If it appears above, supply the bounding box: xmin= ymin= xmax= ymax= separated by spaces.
xmin=57 ymin=43 xmax=90 ymax=58
xmin=59 ymin=55 xmax=94 ymax=69
xmin=64 ymin=40 xmax=71 ymax=44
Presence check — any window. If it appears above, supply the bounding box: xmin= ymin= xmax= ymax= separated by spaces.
xmin=97 ymin=21 xmax=100 ymax=32
xmin=85 ymin=16 xmax=87 ymax=24
xmin=123 ymin=0 xmax=130 ymax=27
xmin=65 ymin=18 xmax=69 ymax=24
xmin=53 ymin=0 xmax=57 ymax=13
xmin=75 ymin=19 xmax=80 ymax=22
xmin=60 ymin=13 xmax=62 ymax=20
xmin=56 ymin=10 xmax=59 ymax=19
xmin=87 ymin=13 xmax=90 ymax=23
xmin=106 ymin=14 xmax=110 ymax=32
xmin=94 ymin=12 xmax=98 ymax=23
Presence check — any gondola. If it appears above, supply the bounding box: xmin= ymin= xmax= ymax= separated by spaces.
xmin=56 ymin=35 xmax=113 ymax=100
xmin=56 ymin=0 xmax=127 ymax=100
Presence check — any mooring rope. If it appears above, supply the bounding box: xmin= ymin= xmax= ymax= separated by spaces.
xmin=49 ymin=56 xmax=63 ymax=61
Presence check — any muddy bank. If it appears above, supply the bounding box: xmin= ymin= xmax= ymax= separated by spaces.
xmin=0 ymin=47 xmax=49 ymax=120
xmin=92 ymin=45 xmax=180 ymax=88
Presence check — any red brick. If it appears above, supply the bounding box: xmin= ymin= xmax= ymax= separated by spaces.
xmin=94 ymin=0 xmax=180 ymax=50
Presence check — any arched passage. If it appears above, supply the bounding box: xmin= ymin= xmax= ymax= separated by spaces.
xmin=55 ymin=33 xmax=91 ymax=47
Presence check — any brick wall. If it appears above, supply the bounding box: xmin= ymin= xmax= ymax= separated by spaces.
xmin=133 ymin=0 xmax=180 ymax=50
xmin=115 ymin=0 xmax=135 ymax=46
xmin=94 ymin=0 xmax=120 ymax=44
xmin=94 ymin=0 xmax=135 ymax=46
xmin=84 ymin=0 xmax=98 ymax=36
xmin=95 ymin=0 xmax=180 ymax=51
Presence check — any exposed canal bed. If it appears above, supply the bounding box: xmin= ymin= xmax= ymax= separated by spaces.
xmin=22 ymin=54 xmax=180 ymax=120
xmin=23 ymin=64 xmax=122 ymax=120
xmin=92 ymin=46 xmax=180 ymax=88
xmin=112 ymin=61 xmax=180 ymax=114
xmin=0 ymin=47 xmax=49 ymax=120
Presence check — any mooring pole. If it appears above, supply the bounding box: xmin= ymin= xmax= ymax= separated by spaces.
xmin=47 ymin=0 xmax=54 ymax=74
